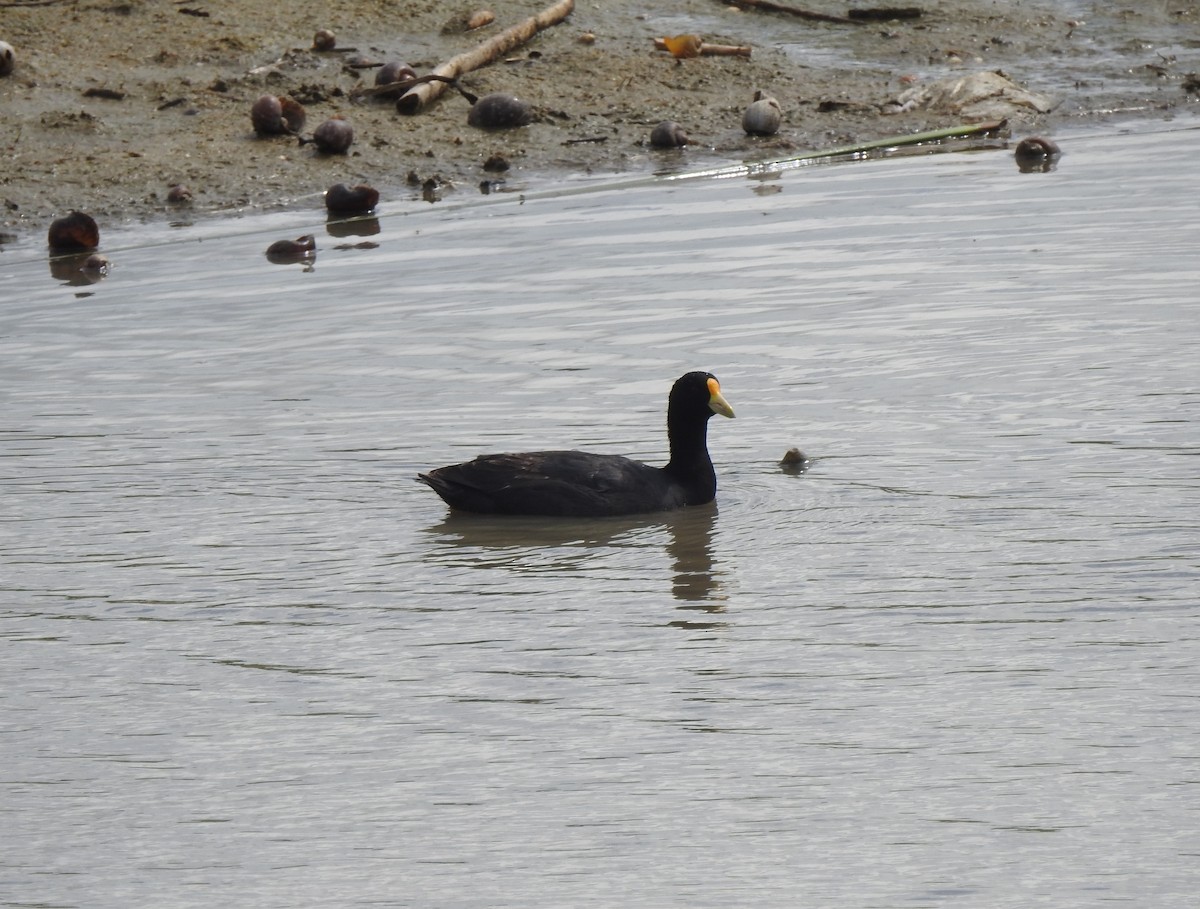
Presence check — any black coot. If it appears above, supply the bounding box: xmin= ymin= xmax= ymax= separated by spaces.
xmin=417 ymin=371 xmax=735 ymax=516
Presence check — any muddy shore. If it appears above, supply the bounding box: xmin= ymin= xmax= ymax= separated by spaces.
xmin=1 ymin=0 xmax=1196 ymax=240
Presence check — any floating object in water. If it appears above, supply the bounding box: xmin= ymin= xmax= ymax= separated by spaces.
xmin=312 ymin=29 xmax=336 ymax=52
xmin=166 ymin=184 xmax=193 ymax=204
xmin=0 ymin=40 xmax=14 ymax=77
xmin=650 ymin=120 xmax=689 ymax=148
xmin=743 ymin=90 xmax=782 ymax=135
xmin=325 ymin=182 xmax=380 ymax=214
xmin=47 ymin=211 xmax=100 ymax=251
xmin=418 ymin=371 xmax=735 ymax=517
xmin=1014 ymin=136 xmax=1061 ymax=171
xmin=265 ymin=235 xmax=316 ymax=263
xmin=310 ymin=116 xmax=354 ymax=153
xmin=779 ymin=447 xmax=809 ymax=472
xmin=80 ymin=253 xmax=110 ymax=276
xmin=467 ymin=92 xmax=532 ymax=129
xmin=251 ymin=94 xmax=306 ymax=135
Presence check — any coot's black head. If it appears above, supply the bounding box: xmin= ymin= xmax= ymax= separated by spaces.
xmin=669 ymin=371 xmax=736 ymax=421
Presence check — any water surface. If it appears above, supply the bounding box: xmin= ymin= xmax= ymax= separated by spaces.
xmin=2 ymin=122 xmax=1198 ymax=908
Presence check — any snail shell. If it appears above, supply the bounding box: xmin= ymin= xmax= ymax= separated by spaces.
xmin=47 ymin=211 xmax=100 ymax=252
xmin=324 ymin=182 xmax=380 ymax=214
xmin=312 ymin=29 xmax=336 ymax=52
xmin=0 ymin=40 xmax=14 ymax=77
xmin=373 ymin=61 xmax=418 ymax=98
xmin=376 ymin=61 xmax=417 ymax=85
xmin=467 ymin=92 xmax=532 ymax=129
xmin=166 ymin=184 xmax=193 ymax=204
xmin=265 ymin=235 xmax=317 ymax=263
xmin=312 ymin=116 xmax=354 ymax=154
xmin=251 ymin=94 xmax=306 ymax=135
xmin=742 ymin=90 xmax=782 ymax=136
xmin=650 ymin=120 xmax=689 ymax=148
xmin=1014 ymin=136 xmax=1061 ymax=163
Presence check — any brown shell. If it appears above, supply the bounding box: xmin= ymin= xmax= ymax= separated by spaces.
xmin=312 ymin=117 xmax=354 ymax=154
xmin=47 ymin=211 xmax=100 ymax=251
xmin=265 ymin=235 xmax=317 ymax=263
xmin=779 ymin=447 xmax=809 ymax=472
xmin=1014 ymin=137 xmax=1061 ymax=162
xmin=742 ymin=91 xmax=782 ymax=136
xmin=251 ymin=95 xmax=306 ymax=136
xmin=374 ymin=61 xmax=418 ymax=98
xmin=467 ymin=93 xmax=532 ymax=130
xmin=80 ymin=254 xmax=111 ymax=275
xmin=325 ymin=183 xmax=380 ymax=214
xmin=312 ymin=29 xmax=336 ymax=52
xmin=650 ymin=120 xmax=689 ymax=148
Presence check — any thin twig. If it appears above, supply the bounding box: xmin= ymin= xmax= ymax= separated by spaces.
xmin=352 ymin=74 xmax=478 ymax=103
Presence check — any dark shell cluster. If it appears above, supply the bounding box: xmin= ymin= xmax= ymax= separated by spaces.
xmin=251 ymin=92 xmax=353 ymax=154
xmin=46 ymin=211 xmax=107 ymax=284
xmin=251 ymin=94 xmax=307 ymax=136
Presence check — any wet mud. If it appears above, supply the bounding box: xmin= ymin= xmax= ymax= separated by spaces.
xmin=1 ymin=0 xmax=1196 ymax=239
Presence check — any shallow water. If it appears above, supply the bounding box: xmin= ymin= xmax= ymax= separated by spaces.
xmin=2 ymin=122 xmax=1199 ymax=908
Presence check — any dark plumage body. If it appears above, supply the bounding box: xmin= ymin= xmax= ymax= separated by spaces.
xmin=418 ymin=371 xmax=734 ymax=517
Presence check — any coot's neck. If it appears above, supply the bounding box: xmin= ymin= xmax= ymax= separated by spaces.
xmin=665 ymin=407 xmax=716 ymax=501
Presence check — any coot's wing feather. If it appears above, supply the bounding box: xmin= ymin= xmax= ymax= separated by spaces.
xmin=419 ymin=450 xmax=673 ymax=516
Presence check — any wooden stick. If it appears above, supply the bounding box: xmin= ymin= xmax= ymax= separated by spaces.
xmin=652 ymin=38 xmax=752 ymax=58
xmin=397 ymin=0 xmax=574 ymax=115
xmin=695 ymin=43 xmax=752 ymax=57
xmin=725 ymin=0 xmax=862 ymax=25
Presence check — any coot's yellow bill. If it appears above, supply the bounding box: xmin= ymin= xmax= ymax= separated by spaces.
xmin=707 ymin=377 xmax=735 ymax=419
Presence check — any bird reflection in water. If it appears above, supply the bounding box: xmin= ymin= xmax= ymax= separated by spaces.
xmin=424 ymin=503 xmax=727 ymax=621
xmin=664 ymin=504 xmax=726 ymax=614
